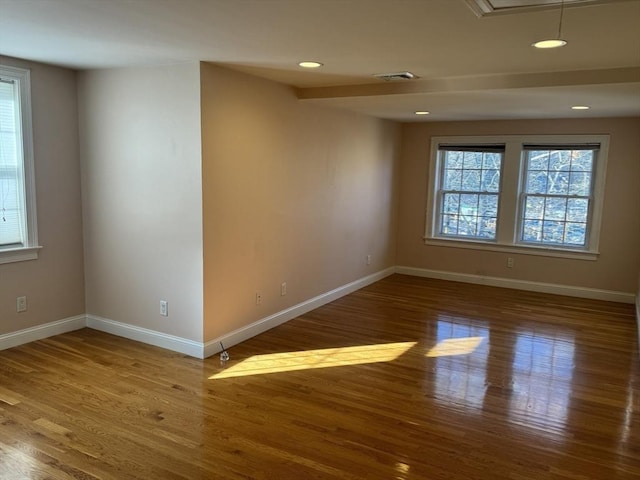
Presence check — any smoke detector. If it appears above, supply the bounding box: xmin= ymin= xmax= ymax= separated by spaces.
xmin=373 ymin=71 xmax=418 ymax=81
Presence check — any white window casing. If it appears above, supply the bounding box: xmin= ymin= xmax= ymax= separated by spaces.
xmin=0 ymin=65 xmax=40 ymax=264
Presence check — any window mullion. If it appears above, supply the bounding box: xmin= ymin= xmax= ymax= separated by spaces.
xmin=495 ymin=141 xmax=521 ymax=245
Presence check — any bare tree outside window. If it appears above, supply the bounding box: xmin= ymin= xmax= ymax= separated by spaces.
xmin=521 ymin=147 xmax=596 ymax=247
xmin=437 ymin=147 xmax=503 ymax=241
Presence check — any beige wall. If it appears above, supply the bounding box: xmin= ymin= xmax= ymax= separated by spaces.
xmin=78 ymin=63 xmax=204 ymax=341
xmin=5 ymin=56 xmax=635 ymax=349
xmin=397 ymin=117 xmax=640 ymax=294
xmin=0 ymin=56 xmax=85 ymax=335
xmin=200 ymin=63 xmax=401 ymax=342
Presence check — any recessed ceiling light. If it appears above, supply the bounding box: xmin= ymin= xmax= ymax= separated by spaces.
xmin=298 ymin=61 xmax=323 ymax=68
xmin=415 ymin=111 xmax=430 ymax=115
xmin=571 ymin=105 xmax=590 ymax=110
xmin=532 ymin=39 xmax=567 ymax=49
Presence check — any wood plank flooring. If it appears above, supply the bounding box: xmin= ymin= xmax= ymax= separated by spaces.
xmin=1 ymin=274 xmax=639 ymax=479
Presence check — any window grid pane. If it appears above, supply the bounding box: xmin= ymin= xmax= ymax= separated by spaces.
xmin=438 ymin=150 xmax=502 ymax=241
xmin=520 ymin=149 xmax=595 ymax=248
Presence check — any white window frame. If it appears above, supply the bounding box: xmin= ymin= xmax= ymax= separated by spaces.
xmin=0 ymin=65 xmax=40 ymax=264
xmin=425 ymin=135 xmax=609 ymax=260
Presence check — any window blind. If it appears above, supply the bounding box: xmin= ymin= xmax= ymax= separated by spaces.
xmin=438 ymin=144 xmax=505 ymax=153
xmin=522 ymin=143 xmax=600 ymax=151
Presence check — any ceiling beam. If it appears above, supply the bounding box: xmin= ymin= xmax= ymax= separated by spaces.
xmin=296 ymin=67 xmax=640 ymax=101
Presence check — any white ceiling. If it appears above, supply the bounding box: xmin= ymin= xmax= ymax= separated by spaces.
xmin=0 ymin=0 xmax=639 ymax=121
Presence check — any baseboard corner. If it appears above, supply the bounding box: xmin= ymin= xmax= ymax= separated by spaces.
xmin=86 ymin=315 xmax=205 ymax=359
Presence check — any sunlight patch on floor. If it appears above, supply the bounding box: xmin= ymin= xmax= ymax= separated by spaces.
xmin=426 ymin=336 xmax=485 ymax=357
xmin=209 ymin=342 xmax=417 ymax=379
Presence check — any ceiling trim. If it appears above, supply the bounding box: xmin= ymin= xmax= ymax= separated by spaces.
xmin=465 ymin=0 xmax=637 ymax=17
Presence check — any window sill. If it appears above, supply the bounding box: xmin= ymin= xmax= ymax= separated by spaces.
xmin=0 ymin=246 xmax=42 ymax=265
xmin=423 ymin=237 xmax=598 ymax=261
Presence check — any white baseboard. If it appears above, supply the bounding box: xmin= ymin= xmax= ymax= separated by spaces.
xmin=0 ymin=268 xmax=395 ymax=359
xmin=2 ymin=266 xmax=631 ymax=359
xmin=0 ymin=315 xmax=86 ymax=351
xmin=203 ymin=267 xmax=396 ymax=358
xmin=86 ymin=315 xmax=204 ymax=359
xmin=396 ymin=266 xmax=636 ymax=304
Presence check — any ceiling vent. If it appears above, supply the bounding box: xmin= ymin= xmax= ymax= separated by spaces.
xmin=373 ymin=72 xmax=418 ymax=81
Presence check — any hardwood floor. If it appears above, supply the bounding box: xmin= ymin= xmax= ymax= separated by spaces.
xmin=1 ymin=274 xmax=639 ymax=479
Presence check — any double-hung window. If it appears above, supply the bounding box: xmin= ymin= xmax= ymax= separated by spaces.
xmin=435 ymin=145 xmax=504 ymax=241
xmin=426 ymin=135 xmax=609 ymax=259
xmin=520 ymin=145 xmax=598 ymax=248
xmin=0 ymin=65 xmax=38 ymax=264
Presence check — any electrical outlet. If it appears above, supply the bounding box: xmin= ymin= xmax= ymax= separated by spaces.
xmin=507 ymin=257 xmax=514 ymax=268
xmin=256 ymin=292 xmax=262 ymax=305
xmin=17 ymin=296 xmax=27 ymax=313
xmin=281 ymin=282 xmax=287 ymax=296
xmin=160 ymin=300 xmax=168 ymax=316
xmin=366 ymin=254 xmax=371 ymax=265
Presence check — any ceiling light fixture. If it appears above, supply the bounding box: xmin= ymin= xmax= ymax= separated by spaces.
xmin=415 ymin=111 xmax=430 ymax=115
xmin=532 ymin=0 xmax=568 ymax=49
xmin=298 ymin=61 xmax=323 ymax=68
xmin=571 ymin=105 xmax=590 ymax=110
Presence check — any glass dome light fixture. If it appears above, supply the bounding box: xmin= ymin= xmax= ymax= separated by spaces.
xmin=532 ymin=0 xmax=568 ymax=49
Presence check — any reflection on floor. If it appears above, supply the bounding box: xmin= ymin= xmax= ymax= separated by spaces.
xmin=429 ymin=316 xmax=577 ymax=438
xmin=432 ymin=318 xmax=490 ymax=410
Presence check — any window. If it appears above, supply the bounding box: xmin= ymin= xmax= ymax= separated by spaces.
xmin=520 ymin=145 xmax=597 ymax=248
xmin=0 ymin=65 xmax=39 ymax=264
xmin=436 ymin=145 xmax=503 ymax=241
xmin=426 ymin=135 xmax=609 ymax=259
